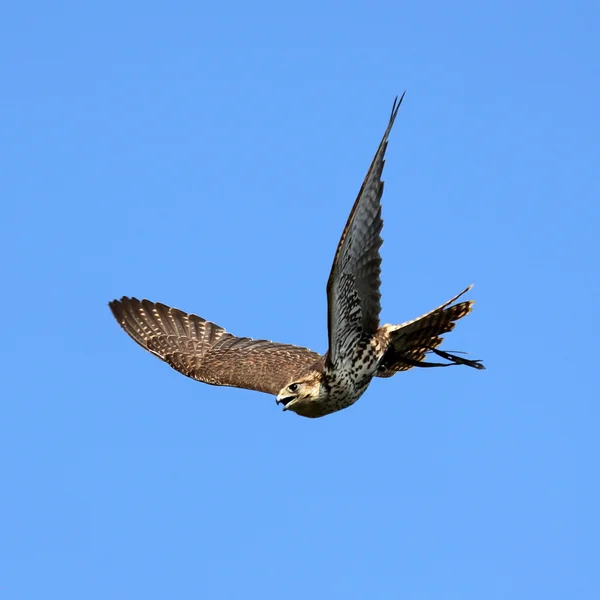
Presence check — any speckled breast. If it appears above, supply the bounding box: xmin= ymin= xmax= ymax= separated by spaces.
xmin=321 ymin=333 xmax=388 ymax=415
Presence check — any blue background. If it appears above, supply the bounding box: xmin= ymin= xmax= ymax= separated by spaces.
xmin=2 ymin=1 xmax=598 ymax=598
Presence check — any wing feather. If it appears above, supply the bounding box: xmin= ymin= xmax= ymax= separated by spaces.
xmin=326 ymin=94 xmax=404 ymax=366
xmin=109 ymin=297 xmax=322 ymax=396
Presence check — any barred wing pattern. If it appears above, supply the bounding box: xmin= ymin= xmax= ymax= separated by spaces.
xmin=326 ymin=94 xmax=404 ymax=366
xmin=109 ymin=298 xmax=322 ymax=396
xmin=376 ymin=286 xmax=485 ymax=376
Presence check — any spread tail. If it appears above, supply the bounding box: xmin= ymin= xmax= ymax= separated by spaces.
xmin=376 ymin=286 xmax=485 ymax=377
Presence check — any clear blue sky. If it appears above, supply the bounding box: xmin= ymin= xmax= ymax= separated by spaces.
xmin=1 ymin=1 xmax=598 ymax=598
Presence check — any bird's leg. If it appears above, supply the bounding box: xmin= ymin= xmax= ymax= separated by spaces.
xmin=430 ymin=348 xmax=486 ymax=370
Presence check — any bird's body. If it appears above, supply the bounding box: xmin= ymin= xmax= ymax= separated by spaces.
xmin=109 ymin=94 xmax=484 ymax=418
xmin=326 ymin=332 xmax=387 ymax=408
xmin=284 ymin=330 xmax=388 ymax=418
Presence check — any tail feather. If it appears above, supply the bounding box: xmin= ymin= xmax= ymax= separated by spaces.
xmin=376 ymin=286 xmax=484 ymax=377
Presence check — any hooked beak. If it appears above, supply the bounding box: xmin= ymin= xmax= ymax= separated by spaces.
xmin=276 ymin=394 xmax=297 ymax=411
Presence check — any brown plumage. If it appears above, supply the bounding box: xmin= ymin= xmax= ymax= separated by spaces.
xmin=108 ymin=298 xmax=322 ymax=396
xmin=375 ymin=286 xmax=481 ymax=376
xmin=109 ymin=94 xmax=484 ymax=418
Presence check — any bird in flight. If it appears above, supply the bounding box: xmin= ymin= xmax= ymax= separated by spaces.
xmin=109 ymin=94 xmax=484 ymax=418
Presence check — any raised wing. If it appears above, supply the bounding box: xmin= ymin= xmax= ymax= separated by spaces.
xmin=109 ymin=297 xmax=322 ymax=396
xmin=326 ymin=94 xmax=404 ymax=366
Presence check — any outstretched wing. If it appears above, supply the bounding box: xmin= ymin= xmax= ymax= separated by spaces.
xmin=326 ymin=94 xmax=404 ymax=367
xmin=376 ymin=286 xmax=485 ymax=376
xmin=109 ymin=297 xmax=322 ymax=396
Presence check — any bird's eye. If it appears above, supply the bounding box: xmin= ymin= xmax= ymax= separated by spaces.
xmin=288 ymin=383 xmax=299 ymax=392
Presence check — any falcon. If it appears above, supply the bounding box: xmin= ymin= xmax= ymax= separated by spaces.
xmin=109 ymin=94 xmax=484 ymax=418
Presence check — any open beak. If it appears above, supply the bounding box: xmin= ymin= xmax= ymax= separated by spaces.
xmin=276 ymin=394 xmax=297 ymax=411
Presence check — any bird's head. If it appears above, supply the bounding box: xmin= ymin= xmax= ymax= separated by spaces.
xmin=276 ymin=372 xmax=326 ymax=418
